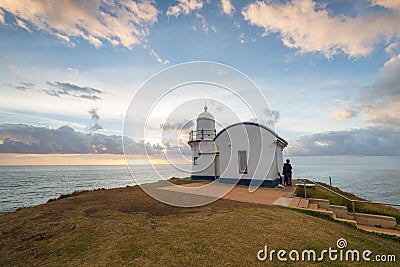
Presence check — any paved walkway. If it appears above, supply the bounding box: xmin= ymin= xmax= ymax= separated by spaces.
xmin=158 ymin=181 xmax=297 ymax=205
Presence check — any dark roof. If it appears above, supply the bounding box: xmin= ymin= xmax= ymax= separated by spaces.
xmin=214 ymin=121 xmax=288 ymax=146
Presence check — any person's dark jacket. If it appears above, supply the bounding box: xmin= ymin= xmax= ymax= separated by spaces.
xmin=283 ymin=163 xmax=292 ymax=176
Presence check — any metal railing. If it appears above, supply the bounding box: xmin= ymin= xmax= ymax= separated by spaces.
xmin=189 ymin=129 xmax=217 ymax=141
xmin=301 ymin=180 xmax=400 ymax=221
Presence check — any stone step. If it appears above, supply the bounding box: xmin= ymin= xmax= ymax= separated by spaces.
xmin=313 ymin=209 xmax=335 ymax=218
xmin=357 ymin=224 xmax=400 ymax=237
xmin=298 ymin=199 xmax=309 ymax=208
xmin=308 ymin=203 xmax=318 ymax=210
xmin=335 ymin=217 xmax=358 ymax=227
xmin=289 ymin=198 xmax=301 ymax=208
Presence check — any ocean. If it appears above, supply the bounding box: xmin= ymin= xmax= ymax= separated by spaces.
xmin=0 ymin=156 xmax=399 ymax=215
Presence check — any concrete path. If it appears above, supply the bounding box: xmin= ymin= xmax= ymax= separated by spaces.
xmin=158 ymin=181 xmax=297 ymax=205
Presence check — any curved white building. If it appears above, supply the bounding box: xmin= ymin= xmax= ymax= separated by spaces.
xmin=189 ymin=106 xmax=288 ymax=187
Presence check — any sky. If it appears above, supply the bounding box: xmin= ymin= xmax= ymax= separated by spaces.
xmin=0 ymin=0 xmax=400 ymax=165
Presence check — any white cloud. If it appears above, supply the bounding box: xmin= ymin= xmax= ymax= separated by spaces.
xmin=221 ymin=0 xmax=234 ymax=16
xmin=242 ymin=0 xmax=400 ymax=58
xmin=288 ymin=127 xmax=400 ymax=156
xmin=371 ymin=0 xmax=400 ymax=10
xmin=239 ymin=33 xmax=245 ymax=43
xmin=333 ymin=54 xmax=400 ymax=129
xmin=67 ymin=67 xmax=78 ymax=73
xmin=332 ymin=99 xmax=360 ymax=121
xmin=360 ymin=54 xmax=400 ymax=129
xmin=196 ymin=12 xmax=208 ymax=34
xmin=332 ymin=107 xmax=359 ymax=121
xmin=14 ymin=18 xmax=31 ymax=33
xmin=211 ymin=25 xmax=217 ymax=33
xmin=0 ymin=0 xmax=158 ymax=49
xmin=385 ymin=42 xmax=399 ymax=55
xmin=143 ymin=44 xmax=169 ymax=65
xmin=167 ymin=0 xmax=203 ymax=17
xmin=0 ymin=8 xmax=5 ymax=25
xmin=0 ymin=123 xmax=166 ymax=155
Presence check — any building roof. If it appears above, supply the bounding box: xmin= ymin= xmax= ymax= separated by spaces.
xmin=214 ymin=121 xmax=288 ymax=147
xmin=197 ymin=105 xmax=214 ymax=120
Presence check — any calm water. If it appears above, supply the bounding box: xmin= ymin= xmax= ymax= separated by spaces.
xmin=0 ymin=156 xmax=399 ymax=214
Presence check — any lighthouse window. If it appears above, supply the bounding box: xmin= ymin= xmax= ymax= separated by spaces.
xmin=238 ymin=150 xmax=248 ymax=174
xmin=193 ymin=157 xmax=198 ymax=165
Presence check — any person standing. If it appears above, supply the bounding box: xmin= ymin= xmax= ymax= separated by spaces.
xmin=283 ymin=159 xmax=293 ymax=186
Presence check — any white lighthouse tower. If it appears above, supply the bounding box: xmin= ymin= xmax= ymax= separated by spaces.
xmin=188 ymin=105 xmax=219 ymax=180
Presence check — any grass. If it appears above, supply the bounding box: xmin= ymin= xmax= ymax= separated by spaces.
xmin=168 ymin=177 xmax=205 ymax=185
xmin=295 ymin=180 xmax=400 ymax=223
xmin=0 ymin=184 xmax=399 ymax=266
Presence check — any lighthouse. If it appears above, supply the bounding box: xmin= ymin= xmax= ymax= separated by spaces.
xmin=188 ymin=105 xmax=288 ymax=186
xmin=188 ymin=105 xmax=219 ymax=180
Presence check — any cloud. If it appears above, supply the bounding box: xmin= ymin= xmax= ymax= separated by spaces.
xmin=89 ymin=108 xmax=100 ymax=121
xmin=0 ymin=8 xmax=4 ymax=25
xmin=5 ymin=82 xmax=35 ymax=91
xmin=271 ymin=110 xmax=280 ymax=123
xmin=44 ymin=81 xmax=103 ymax=101
xmin=167 ymin=0 xmax=203 ymax=17
xmin=143 ymin=44 xmax=169 ymax=64
xmin=88 ymin=107 xmax=103 ymax=132
xmin=196 ymin=13 xmax=209 ymax=34
xmin=332 ymin=107 xmax=359 ymax=121
xmin=249 ymin=109 xmax=281 ymax=125
xmin=332 ymin=100 xmax=359 ymax=120
xmin=385 ymin=42 xmax=399 ymax=55
xmin=371 ymin=0 xmax=400 ymax=10
xmin=334 ymin=54 xmax=400 ymax=129
xmin=14 ymin=18 xmax=30 ymax=33
xmin=67 ymin=67 xmax=78 ymax=73
xmin=288 ymin=127 xmax=400 ymax=156
xmin=221 ymin=0 xmax=234 ymax=16
xmin=0 ymin=123 xmax=164 ymax=155
xmin=160 ymin=120 xmax=195 ymax=131
xmin=90 ymin=123 xmax=103 ymax=132
xmin=0 ymin=0 xmax=158 ymax=49
xmin=242 ymin=0 xmax=400 ymax=58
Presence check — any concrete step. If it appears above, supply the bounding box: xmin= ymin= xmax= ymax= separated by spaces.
xmin=357 ymin=224 xmax=400 ymax=237
xmin=289 ymin=198 xmax=301 ymax=208
xmin=312 ymin=209 xmax=335 ymax=218
xmin=308 ymin=203 xmax=318 ymax=210
xmin=298 ymin=199 xmax=309 ymax=208
xmin=335 ymin=217 xmax=357 ymax=227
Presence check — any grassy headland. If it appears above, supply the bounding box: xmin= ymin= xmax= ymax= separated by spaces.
xmin=0 ymin=180 xmax=399 ymax=266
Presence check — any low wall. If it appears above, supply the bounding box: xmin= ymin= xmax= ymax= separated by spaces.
xmin=328 ymin=205 xmax=348 ymax=219
xmin=308 ymin=198 xmax=330 ymax=209
xmin=350 ymin=213 xmax=397 ymax=229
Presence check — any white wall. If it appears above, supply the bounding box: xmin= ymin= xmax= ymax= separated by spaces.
xmin=190 ymin=140 xmax=218 ymax=178
xmin=215 ymin=123 xmax=284 ymax=181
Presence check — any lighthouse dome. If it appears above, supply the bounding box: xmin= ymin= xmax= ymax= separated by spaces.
xmin=198 ymin=105 xmax=214 ymax=120
xmin=196 ymin=105 xmax=215 ymax=140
